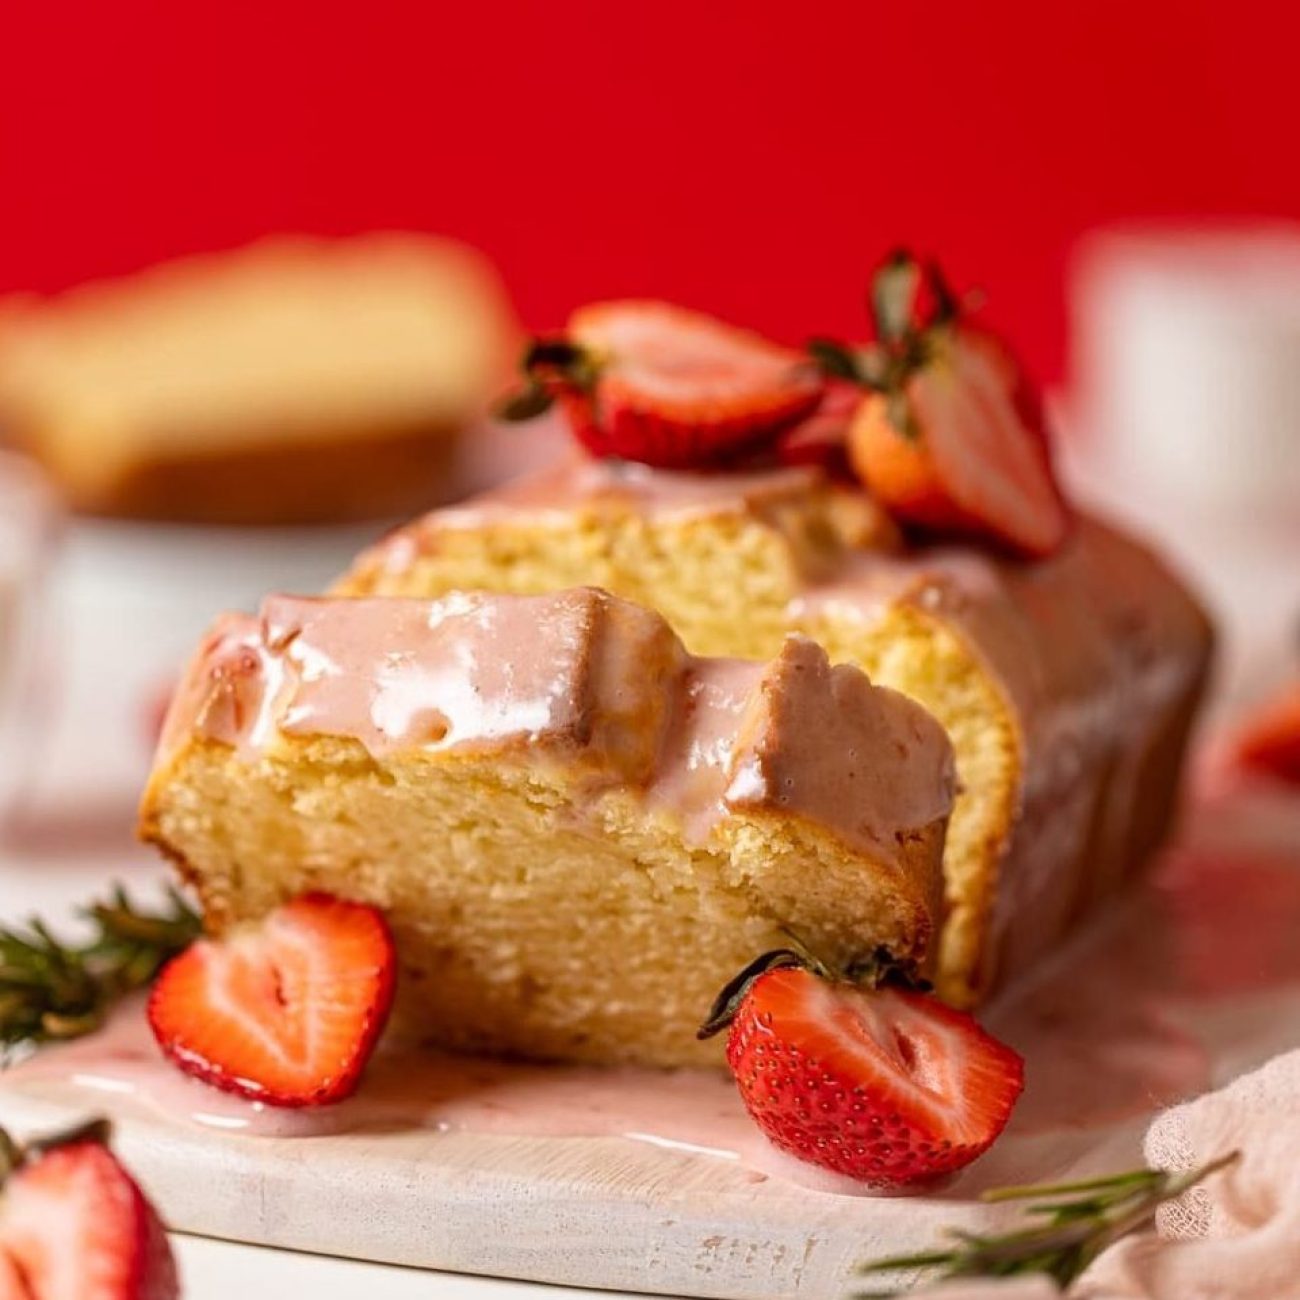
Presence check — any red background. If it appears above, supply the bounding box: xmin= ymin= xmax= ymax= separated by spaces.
xmin=2 ymin=0 xmax=1296 ymax=383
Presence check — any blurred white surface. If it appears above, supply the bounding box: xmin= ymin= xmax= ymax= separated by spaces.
xmin=1065 ymin=222 xmax=1300 ymax=716
xmin=1073 ymin=224 xmax=1300 ymax=525
xmin=1059 ymin=411 xmax=1300 ymax=721
xmin=0 ymin=452 xmax=60 ymax=822
xmin=18 ymin=518 xmax=377 ymax=822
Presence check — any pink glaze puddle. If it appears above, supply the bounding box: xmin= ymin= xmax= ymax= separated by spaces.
xmin=7 ymin=834 xmax=1300 ymax=1196
xmin=6 ymin=1002 xmax=878 ymax=1192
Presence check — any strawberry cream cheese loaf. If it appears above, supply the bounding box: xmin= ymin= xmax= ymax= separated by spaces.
xmin=336 ymin=260 xmax=1214 ymax=1008
xmin=125 ymin=251 xmax=1212 ymax=1191
xmin=140 ymin=588 xmax=955 ymax=1067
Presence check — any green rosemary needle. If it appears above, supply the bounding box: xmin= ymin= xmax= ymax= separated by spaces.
xmin=857 ymin=1150 xmax=1240 ymax=1295
xmin=0 ymin=884 xmax=200 ymax=1061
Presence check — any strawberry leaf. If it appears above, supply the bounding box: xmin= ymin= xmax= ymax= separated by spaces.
xmin=871 ymin=249 xmax=922 ymax=346
xmin=496 ymin=335 xmax=604 ymax=423
xmin=843 ymin=945 xmax=931 ymax=992
xmin=698 ymin=938 xmax=924 ymax=1040
xmin=696 ymin=949 xmax=808 ymax=1040
xmin=807 ymin=337 xmax=865 ymax=384
xmin=493 ymin=382 xmax=555 ymax=422
xmin=522 ymin=337 xmax=587 ymax=374
xmin=925 ymin=258 xmax=961 ymax=327
xmin=885 ymin=390 xmax=918 ymax=441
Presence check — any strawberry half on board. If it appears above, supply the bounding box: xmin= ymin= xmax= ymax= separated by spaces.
xmin=495 ymin=300 xmax=824 ymax=467
xmin=0 ymin=1118 xmax=179 ymax=1299
xmin=698 ymin=950 xmax=1024 ymax=1187
xmin=810 ymin=251 xmax=1070 ymax=558
xmin=148 ymin=892 xmax=395 ymax=1107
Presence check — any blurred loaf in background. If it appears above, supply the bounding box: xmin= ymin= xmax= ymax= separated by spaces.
xmin=0 ymin=233 xmax=518 ymax=524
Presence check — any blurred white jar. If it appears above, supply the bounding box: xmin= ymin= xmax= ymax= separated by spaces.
xmin=0 ymin=452 xmax=59 ymax=826
xmin=1073 ymin=225 xmax=1300 ymax=523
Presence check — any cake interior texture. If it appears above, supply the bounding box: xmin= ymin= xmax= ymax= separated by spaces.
xmin=337 ymin=457 xmax=1215 ymax=1005
xmin=141 ymin=589 xmax=954 ymax=1067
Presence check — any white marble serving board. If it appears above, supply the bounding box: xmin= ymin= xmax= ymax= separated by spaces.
xmin=0 ymin=1080 xmax=1022 ymax=1300
xmin=3 ymin=811 xmax=1299 ymax=1300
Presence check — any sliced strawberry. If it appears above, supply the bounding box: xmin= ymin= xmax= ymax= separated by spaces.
xmin=496 ymin=301 xmax=823 ymax=468
xmin=148 ymin=892 xmax=395 ymax=1107
xmin=701 ymin=955 xmax=1023 ymax=1186
xmin=772 ymin=379 xmax=861 ymax=473
xmin=820 ymin=252 xmax=1070 ymax=558
xmin=1231 ymin=682 xmax=1300 ymax=786
xmin=862 ymin=329 xmax=1069 ymax=556
xmin=0 ymin=1122 xmax=179 ymax=1300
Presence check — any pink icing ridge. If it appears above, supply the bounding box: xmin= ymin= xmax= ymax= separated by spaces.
xmin=163 ymin=587 xmax=956 ymax=865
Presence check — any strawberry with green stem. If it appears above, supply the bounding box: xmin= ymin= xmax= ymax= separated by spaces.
xmin=0 ymin=1118 xmax=179 ymax=1299
xmin=699 ymin=944 xmax=1024 ymax=1187
xmin=496 ymin=301 xmax=824 ymax=467
xmin=810 ymin=251 xmax=1070 ymax=558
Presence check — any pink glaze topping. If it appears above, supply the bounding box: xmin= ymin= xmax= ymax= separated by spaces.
xmin=425 ymin=454 xmax=830 ymax=524
xmin=162 ymin=588 xmax=955 ymax=862
xmin=356 ymin=452 xmax=900 ymax=581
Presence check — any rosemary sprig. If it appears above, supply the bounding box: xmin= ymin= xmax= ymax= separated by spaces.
xmin=856 ymin=1150 xmax=1240 ymax=1295
xmin=0 ymin=884 xmax=200 ymax=1062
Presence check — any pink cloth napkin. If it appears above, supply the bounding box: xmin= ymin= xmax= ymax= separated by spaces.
xmin=917 ymin=1048 xmax=1300 ymax=1299
xmin=1080 ymin=1047 xmax=1300 ymax=1298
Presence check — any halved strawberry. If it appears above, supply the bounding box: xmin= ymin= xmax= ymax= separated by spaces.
xmin=0 ymin=1119 xmax=179 ymax=1299
xmin=772 ymin=378 xmax=861 ymax=473
xmin=813 ymin=252 xmax=1070 ymax=558
xmin=1230 ymin=682 xmax=1300 ymax=786
xmin=496 ymin=301 xmax=824 ymax=467
xmin=699 ymin=952 xmax=1024 ymax=1186
xmin=148 ymin=892 xmax=395 ymax=1107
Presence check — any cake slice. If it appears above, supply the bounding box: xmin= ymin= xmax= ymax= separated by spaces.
xmin=336 ymin=456 xmax=1215 ymax=1006
xmin=0 ymin=234 xmax=517 ymax=523
xmin=140 ymin=588 xmax=954 ymax=1067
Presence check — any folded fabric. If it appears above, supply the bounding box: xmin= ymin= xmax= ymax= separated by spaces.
xmin=1079 ymin=1046 xmax=1300 ymax=1299
xmin=909 ymin=1048 xmax=1300 ymax=1299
